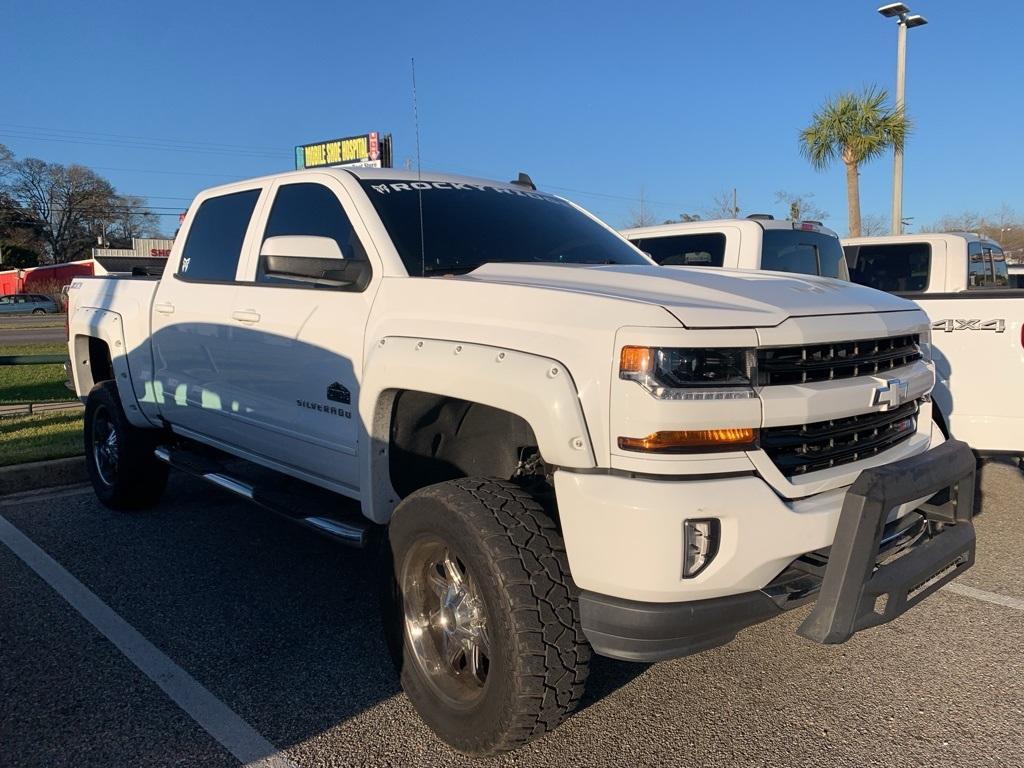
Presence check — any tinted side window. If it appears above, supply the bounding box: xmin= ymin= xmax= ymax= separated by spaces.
xmin=179 ymin=189 xmax=261 ymax=282
xmin=967 ymin=241 xmax=993 ymax=288
xmin=631 ymin=233 xmax=726 ymax=267
xmin=988 ymin=246 xmax=1008 ymax=287
xmin=846 ymin=242 xmax=931 ymax=293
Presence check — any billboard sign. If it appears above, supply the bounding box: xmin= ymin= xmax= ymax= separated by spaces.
xmin=295 ymin=131 xmax=384 ymax=170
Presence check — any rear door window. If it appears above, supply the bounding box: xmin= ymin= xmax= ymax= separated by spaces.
xmin=630 ymin=233 xmax=726 ymax=267
xmin=988 ymin=245 xmax=1008 ymax=287
xmin=967 ymin=241 xmax=990 ymax=288
xmin=178 ymin=189 xmax=261 ymax=282
xmin=760 ymin=230 xmax=847 ymax=278
xmin=845 ymin=242 xmax=931 ymax=293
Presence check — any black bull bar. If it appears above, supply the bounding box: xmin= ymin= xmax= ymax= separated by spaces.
xmin=797 ymin=438 xmax=977 ymax=645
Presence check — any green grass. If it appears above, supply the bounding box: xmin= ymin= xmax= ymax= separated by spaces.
xmin=0 ymin=317 xmax=66 ymax=329
xmin=0 ymin=411 xmax=84 ymax=466
xmin=0 ymin=342 xmax=72 ymax=404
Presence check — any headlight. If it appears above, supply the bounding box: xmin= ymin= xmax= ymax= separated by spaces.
xmin=619 ymin=346 xmax=757 ymax=399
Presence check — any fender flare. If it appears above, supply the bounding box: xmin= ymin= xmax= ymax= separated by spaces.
xmin=70 ymin=308 xmax=154 ymax=429
xmin=358 ymin=336 xmax=597 ymax=523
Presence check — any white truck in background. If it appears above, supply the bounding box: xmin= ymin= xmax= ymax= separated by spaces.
xmin=843 ymin=233 xmax=1024 ymax=458
xmin=622 ymin=216 xmax=849 ymax=279
xmin=65 ymin=169 xmax=977 ymax=755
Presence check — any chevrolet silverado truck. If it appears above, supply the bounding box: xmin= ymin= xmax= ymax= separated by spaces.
xmin=67 ymin=169 xmax=977 ymax=755
xmin=844 ymin=233 xmax=1023 ymax=458
xmin=622 ymin=216 xmax=849 ymax=279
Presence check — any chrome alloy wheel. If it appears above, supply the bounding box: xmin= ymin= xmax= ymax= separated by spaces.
xmin=91 ymin=404 xmax=119 ymax=487
xmin=401 ymin=537 xmax=491 ymax=705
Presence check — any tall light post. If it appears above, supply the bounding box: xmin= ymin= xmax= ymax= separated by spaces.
xmin=878 ymin=3 xmax=928 ymax=235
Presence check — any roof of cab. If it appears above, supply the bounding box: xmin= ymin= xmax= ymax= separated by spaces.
xmin=194 ymin=167 xmax=536 ymax=198
xmin=842 ymin=232 xmax=1001 ymax=247
xmin=621 ymin=218 xmax=839 ymax=239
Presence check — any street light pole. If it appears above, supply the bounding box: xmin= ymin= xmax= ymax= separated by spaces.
xmin=878 ymin=4 xmax=928 ymax=235
xmin=891 ymin=20 xmax=907 ymax=235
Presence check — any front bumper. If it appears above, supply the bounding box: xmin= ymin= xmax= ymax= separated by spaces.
xmin=573 ymin=439 xmax=976 ymax=661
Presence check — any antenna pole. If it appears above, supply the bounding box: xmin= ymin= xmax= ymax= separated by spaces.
xmin=411 ymin=57 xmax=422 ymax=181
xmin=411 ymin=57 xmax=426 ymax=273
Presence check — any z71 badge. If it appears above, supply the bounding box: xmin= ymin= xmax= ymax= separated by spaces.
xmin=932 ymin=319 xmax=1005 ymax=333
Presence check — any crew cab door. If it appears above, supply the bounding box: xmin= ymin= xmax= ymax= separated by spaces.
xmin=224 ymin=176 xmax=380 ymax=491
xmin=151 ymin=186 xmax=268 ymax=444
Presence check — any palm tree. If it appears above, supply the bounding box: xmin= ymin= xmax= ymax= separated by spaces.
xmin=799 ymin=87 xmax=909 ymax=237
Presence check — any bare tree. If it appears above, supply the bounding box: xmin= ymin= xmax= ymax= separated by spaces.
xmin=704 ymin=189 xmax=739 ymax=219
xmin=662 ymin=212 xmax=702 ymax=224
xmin=859 ymin=214 xmax=889 ymax=236
xmin=625 ymin=187 xmax=657 ymax=228
xmin=105 ymin=195 xmax=161 ymax=246
xmin=2 ymin=155 xmax=118 ymax=263
xmin=773 ymin=191 xmax=828 ymax=222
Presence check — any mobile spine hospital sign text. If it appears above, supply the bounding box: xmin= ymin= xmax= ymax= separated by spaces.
xmin=294 ymin=132 xmax=391 ymax=170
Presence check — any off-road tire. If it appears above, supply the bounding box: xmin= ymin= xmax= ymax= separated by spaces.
xmin=381 ymin=477 xmax=590 ymax=755
xmin=84 ymin=381 xmax=168 ymax=510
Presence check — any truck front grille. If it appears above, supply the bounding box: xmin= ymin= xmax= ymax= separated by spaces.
xmin=761 ymin=399 xmax=921 ymax=477
xmin=757 ymin=334 xmax=921 ymax=386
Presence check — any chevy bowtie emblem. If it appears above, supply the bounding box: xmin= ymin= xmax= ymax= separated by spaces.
xmin=872 ymin=378 xmax=909 ymax=411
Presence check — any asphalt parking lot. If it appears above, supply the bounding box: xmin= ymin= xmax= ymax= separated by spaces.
xmin=2 ymin=460 xmax=1022 ymax=768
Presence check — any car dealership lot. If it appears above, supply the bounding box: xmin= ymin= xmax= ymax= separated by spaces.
xmin=2 ymin=462 xmax=1022 ymax=768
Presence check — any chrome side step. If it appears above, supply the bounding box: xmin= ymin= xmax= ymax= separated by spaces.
xmin=203 ymin=473 xmax=254 ymax=499
xmin=154 ymin=445 xmax=370 ymax=548
xmin=303 ymin=516 xmax=367 ymax=546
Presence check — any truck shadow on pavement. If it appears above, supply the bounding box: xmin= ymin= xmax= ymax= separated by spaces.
xmin=54 ymin=474 xmax=646 ymax=755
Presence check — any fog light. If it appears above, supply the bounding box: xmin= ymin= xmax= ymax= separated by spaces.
xmin=683 ymin=518 xmax=720 ymax=578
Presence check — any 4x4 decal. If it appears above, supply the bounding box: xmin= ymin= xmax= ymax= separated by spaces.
xmin=932 ymin=319 xmax=1006 ymax=333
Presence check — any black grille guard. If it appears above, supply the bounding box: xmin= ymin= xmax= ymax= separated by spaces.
xmin=796 ymin=438 xmax=977 ymax=644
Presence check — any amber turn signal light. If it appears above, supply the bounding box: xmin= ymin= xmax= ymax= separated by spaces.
xmin=619 ymin=346 xmax=653 ymax=375
xmin=618 ymin=428 xmax=758 ymax=453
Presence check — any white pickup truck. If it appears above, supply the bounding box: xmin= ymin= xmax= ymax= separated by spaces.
xmin=843 ymin=233 xmax=1023 ymax=458
xmin=622 ymin=216 xmax=849 ymax=279
xmin=67 ymin=169 xmax=977 ymax=755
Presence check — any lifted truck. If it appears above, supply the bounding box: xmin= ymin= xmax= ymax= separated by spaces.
xmin=844 ymin=233 xmax=1024 ymax=458
xmin=67 ymin=169 xmax=976 ymax=755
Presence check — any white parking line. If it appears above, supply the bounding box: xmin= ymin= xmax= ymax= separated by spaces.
xmin=945 ymin=582 xmax=1024 ymax=612
xmin=0 ymin=513 xmax=299 ymax=768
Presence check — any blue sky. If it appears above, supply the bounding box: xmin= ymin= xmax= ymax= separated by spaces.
xmin=3 ymin=0 xmax=1021 ymax=233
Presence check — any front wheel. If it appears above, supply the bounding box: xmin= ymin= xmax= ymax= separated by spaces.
xmin=85 ymin=381 xmax=168 ymax=510
xmin=31 ymin=308 xmax=46 ymax=314
xmin=382 ymin=478 xmax=590 ymax=755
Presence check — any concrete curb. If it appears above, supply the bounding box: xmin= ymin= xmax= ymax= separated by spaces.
xmin=0 ymin=456 xmax=88 ymax=497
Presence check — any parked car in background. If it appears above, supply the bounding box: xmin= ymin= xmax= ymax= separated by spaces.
xmin=0 ymin=293 xmax=60 ymax=314
xmin=622 ymin=216 xmax=849 ymax=279
xmin=843 ymin=233 xmax=1023 ymax=458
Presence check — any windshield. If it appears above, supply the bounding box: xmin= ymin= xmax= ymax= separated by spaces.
xmin=359 ymin=180 xmax=651 ymax=276
xmin=761 ymin=229 xmax=849 ymax=280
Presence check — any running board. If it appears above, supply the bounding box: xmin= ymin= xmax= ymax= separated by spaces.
xmin=154 ymin=445 xmax=370 ymax=548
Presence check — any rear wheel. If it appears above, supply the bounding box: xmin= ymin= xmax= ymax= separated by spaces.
xmin=382 ymin=478 xmax=590 ymax=755
xmin=31 ymin=308 xmax=45 ymax=314
xmin=85 ymin=381 xmax=168 ymax=510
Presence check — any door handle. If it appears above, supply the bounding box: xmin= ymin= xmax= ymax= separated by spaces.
xmin=155 ymin=302 xmax=175 ymax=315
xmin=231 ymin=309 xmax=261 ymax=324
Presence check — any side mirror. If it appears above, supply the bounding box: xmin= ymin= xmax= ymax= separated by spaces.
xmin=260 ymin=236 xmax=371 ymax=290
